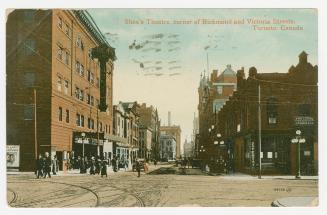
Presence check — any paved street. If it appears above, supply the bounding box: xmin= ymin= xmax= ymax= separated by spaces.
xmin=7 ymin=165 xmax=318 ymax=207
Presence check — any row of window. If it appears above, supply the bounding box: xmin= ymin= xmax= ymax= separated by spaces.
xmin=58 ymin=107 xmax=109 ymax=133
xmin=75 ymin=61 xmax=100 ymax=87
xmin=57 ymin=45 xmax=70 ymax=66
xmin=57 ymin=76 xmax=69 ymax=95
xmin=58 ymin=16 xmax=71 ymax=38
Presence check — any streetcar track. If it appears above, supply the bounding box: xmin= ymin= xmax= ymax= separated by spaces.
xmin=8 ymin=180 xmax=100 ymax=207
xmin=13 ymin=191 xmax=91 ymax=207
xmin=7 ymin=188 xmax=18 ymax=205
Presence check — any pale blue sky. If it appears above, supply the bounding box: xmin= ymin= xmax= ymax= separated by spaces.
xmin=88 ymin=9 xmax=317 ymax=143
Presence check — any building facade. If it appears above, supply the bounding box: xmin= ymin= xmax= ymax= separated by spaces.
xmin=217 ymin=52 xmax=318 ymax=175
xmin=159 ymin=134 xmax=176 ymax=161
xmin=160 ymin=126 xmax=181 ymax=159
xmin=136 ymin=103 xmax=161 ymax=160
xmin=197 ymin=65 xmax=237 ymax=164
xmin=7 ymin=9 xmax=116 ymax=171
xmin=120 ymin=102 xmax=140 ymax=164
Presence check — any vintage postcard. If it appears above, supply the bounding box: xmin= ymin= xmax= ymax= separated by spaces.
xmin=5 ymin=8 xmax=318 ymax=208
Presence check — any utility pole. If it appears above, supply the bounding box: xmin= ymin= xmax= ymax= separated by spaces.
xmin=97 ymin=107 xmax=100 ymax=156
xmin=206 ymin=52 xmax=209 ymax=75
xmin=258 ymin=83 xmax=262 ymax=179
xmin=34 ymin=88 xmax=37 ymax=160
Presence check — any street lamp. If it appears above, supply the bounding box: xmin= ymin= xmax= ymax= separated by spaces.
xmin=81 ymin=132 xmax=86 ymax=158
xmin=291 ymin=130 xmax=305 ymax=179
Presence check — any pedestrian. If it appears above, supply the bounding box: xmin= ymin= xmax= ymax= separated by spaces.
xmin=154 ymin=159 xmax=157 ymax=167
xmin=111 ymin=156 xmax=117 ymax=172
xmin=43 ymin=152 xmax=51 ymax=178
xmin=35 ymin=154 xmax=44 ymax=179
xmin=90 ymin=157 xmax=95 ymax=175
xmin=100 ymin=161 xmax=107 ymax=177
xmin=52 ymin=155 xmax=59 ymax=175
xmin=95 ymin=158 xmax=101 ymax=175
xmin=136 ymin=159 xmax=141 ymax=177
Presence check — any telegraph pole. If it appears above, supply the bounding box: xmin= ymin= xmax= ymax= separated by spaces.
xmin=258 ymin=83 xmax=262 ymax=179
xmin=34 ymin=88 xmax=37 ymax=160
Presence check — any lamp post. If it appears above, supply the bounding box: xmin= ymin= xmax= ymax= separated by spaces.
xmin=81 ymin=132 xmax=86 ymax=158
xmin=291 ymin=130 xmax=305 ymax=179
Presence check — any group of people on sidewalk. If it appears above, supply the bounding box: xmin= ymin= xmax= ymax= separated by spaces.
xmin=35 ymin=152 xmax=59 ymax=179
xmin=35 ymin=152 xmax=156 ymax=178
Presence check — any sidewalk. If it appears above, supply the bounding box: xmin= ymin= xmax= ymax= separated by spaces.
xmin=219 ymin=172 xmax=318 ymax=180
xmin=7 ymin=163 xmax=170 ymax=176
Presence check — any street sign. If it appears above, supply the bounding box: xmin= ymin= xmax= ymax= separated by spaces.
xmin=295 ymin=116 xmax=314 ymax=126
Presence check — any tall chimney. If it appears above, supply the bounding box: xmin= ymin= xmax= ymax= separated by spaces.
xmin=168 ymin=111 xmax=171 ymax=126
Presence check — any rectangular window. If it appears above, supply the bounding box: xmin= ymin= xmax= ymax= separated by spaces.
xmin=24 ymin=105 xmax=34 ymax=120
xmin=24 ymin=11 xmax=35 ymax=23
xmin=90 ymin=72 xmax=94 ymax=84
xmin=57 ymin=76 xmax=62 ymax=92
xmin=65 ymin=23 xmax=70 ymax=37
xmin=57 ymin=47 xmax=63 ymax=60
xmin=64 ymin=80 xmax=69 ymax=95
xmin=100 ymin=122 xmax=103 ymax=132
xmin=75 ymin=61 xmax=80 ymax=73
xmin=87 ymin=94 xmax=90 ymax=104
xmin=87 ymin=118 xmax=91 ymax=129
xmin=80 ymin=64 xmax=84 ymax=76
xmin=81 ymin=115 xmax=85 ymax=127
xmin=90 ymin=96 xmax=94 ymax=106
xmin=87 ymin=70 xmax=91 ymax=82
xmin=79 ymin=89 xmax=84 ymax=101
xmin=66 ymin=109 xmax=69 ymax=123
xmin=24 ymin=38 xmax=36 ymax=55
xmin=58 ymin=107 xmax=63 ymax=121
xmin=23 ymin=72 xmax=35 ymax=87
xmin=58 ymin=17 xmax=63 ymax=28
xmin=76 ymin=113 xmax=81 ymax=126
xmin=75 ymin=87 xmax=79 ymax=99
xmin=91 ymin=119 xmax=94 ymax=129
xmin=64 ymin=51 xmax=70 ymax=65
xmin=268 ymin=117 xmax=277 ymax=124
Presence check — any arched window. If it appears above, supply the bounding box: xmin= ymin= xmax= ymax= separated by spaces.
xmin=267 ymin=97 xmax=278 ymax=124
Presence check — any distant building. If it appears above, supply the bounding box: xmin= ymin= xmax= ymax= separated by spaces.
xmin=159 ymin=134 xmax=176 ymax=161
xmin=136 ymin=103 xmax=160 ymax=160
xmin=160 ymin=125 xmax=181 ymax=159
xmin=120 ymin=102 xmax=140 ymax=164
xmin=197 ymin=65 xmax=237 ymax=162
xmin=139 ymin=125 xmax=152 ymax=160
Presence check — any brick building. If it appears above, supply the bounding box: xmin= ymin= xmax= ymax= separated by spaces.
xmin=217 ymin=52 xmax=318 ymax=175
xmin=197 ymin=65 xmax=237 ymax=163
xmin=120 ymin=102 xmax=140 ymax=164
xmin=7 ymin=9 xmax=116 ymax=171
xmin=137 ymin=103 xmax=160 ymax=160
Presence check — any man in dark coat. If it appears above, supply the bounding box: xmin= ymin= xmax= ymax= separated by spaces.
xmin=111 ymin=156 xmax=117 ymax=172
xmin=35 ymin=154 xmax=44 ymax=179
xmin=43 ymin=152 xmax=51 ymax=178
xmin=136 ymin=159 xmax=141 ymax=177
xmin=100 ymin=161 xmax=107 ymax=177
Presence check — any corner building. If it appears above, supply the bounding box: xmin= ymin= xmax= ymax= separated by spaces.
xmin=7 ymin=9 xmax=116 ymax=171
